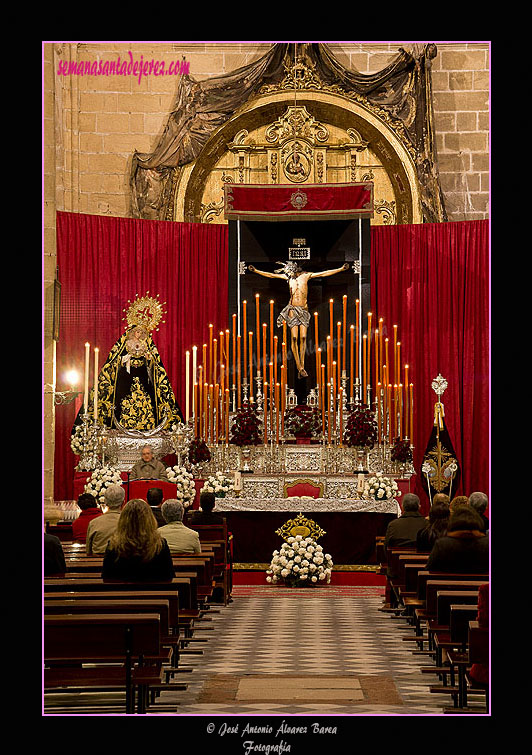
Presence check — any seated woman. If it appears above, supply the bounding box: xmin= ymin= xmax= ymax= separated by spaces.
xmin=425 ymin=506 xmax=489 ymax=574
xmin=102 ymin=498 xmax=174 ymax=581
xmin=416 ymin=500 xmax=450 ymax=552
xmin=72 ymin=493 xmax=103 ymax=543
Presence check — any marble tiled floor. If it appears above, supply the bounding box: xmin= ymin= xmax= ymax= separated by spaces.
xmin=44 ymin=585 xmax=488 ymax=716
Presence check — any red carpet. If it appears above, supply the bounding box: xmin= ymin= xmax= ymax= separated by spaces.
xmin=232 ymin=570 xmax=386 ymax=586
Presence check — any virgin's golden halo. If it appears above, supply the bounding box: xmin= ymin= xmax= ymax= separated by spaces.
xmin=123 ymin=294 xmax=166 ymax=332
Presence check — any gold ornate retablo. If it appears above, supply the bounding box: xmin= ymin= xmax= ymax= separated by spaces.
xmin=275 ymin=512 xmax=326 ymax=542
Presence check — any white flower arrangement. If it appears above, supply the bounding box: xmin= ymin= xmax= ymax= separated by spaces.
xmin=363 ymin=471 xmax=401 ymax=501
xmin=202 ymin=472 xmax=234 ymax=498
xmin=84 ymin=465 xmax=123 ymax=505
xmin=266 ymin=535 xmax=333 ymax=587
xmin=165 ymin=465 xmax=196 ymax=506
xmin=70 ymin=425 xmax=85 ymax=455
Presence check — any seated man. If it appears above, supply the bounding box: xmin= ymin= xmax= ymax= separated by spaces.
xmin=44 ymin=532 xmax=66 ymax=575
xmin=147 ymin=486 xmax=166 ymax=526
xmin=86 ymin=484 xmax=125 ymax=555
xmin=384 ymin=493 xmax=427 ymax=549
xmin=158 ymin=499 xmax=201 ymax=554
xmin=187 ymin=491 xmax=224 ymax=524
xmin=129 ymin=444 xmax=168 ymax=481
xmin=72 ymin=492 xmax=103 ymax=543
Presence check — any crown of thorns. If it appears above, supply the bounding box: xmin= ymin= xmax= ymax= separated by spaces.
xmin=274 ymin=260 xmax=302 ymax=275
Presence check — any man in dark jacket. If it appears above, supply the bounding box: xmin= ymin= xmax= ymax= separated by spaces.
xmin=187 ymin=491 xmax=224 ymax=525
xmin=384 ymin=493 xmax=426 ymax=550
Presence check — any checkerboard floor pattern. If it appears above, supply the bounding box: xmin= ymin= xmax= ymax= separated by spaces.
xmin=158 ymin=585 xmax=451 ymax=715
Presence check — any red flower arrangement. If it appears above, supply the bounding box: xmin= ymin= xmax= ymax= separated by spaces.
xmin=284 ymin=405 xmax=322 ymax=437
xmin=230 ymin=402 xmax=263 ymax=446
xmin=188 ymin=438 xmax=211 ymax=465
xmin=391 ymin=437 xmax=413 ymax=463
xmin=343 ymin=405 xmax=378 ymax=449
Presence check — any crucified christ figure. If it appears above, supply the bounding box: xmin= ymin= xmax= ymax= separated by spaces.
xmin=248 ymin=260 xmax=349 ymax=378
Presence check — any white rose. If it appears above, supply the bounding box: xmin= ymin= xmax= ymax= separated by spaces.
xmin=316 ymin=545 xmax=323 ymax=552
xmin=319 ymin=572 xmax=326 ymax=580
xmin=266 ymin=576 xmax=272 ymax=583
xmin=287 ymin=537 xmax=295 ymax=544
xmin=294 ymin=556 xmax=301 ymax=563
xmin=311 ymin=576 xmax=318 ymax=583
xmin=302 ymin=560 xmax=309 ymax=567
xmin=281 ymin=569 xmax=289 ymax=578
xmin=309 ymin=564 xmax=316 ymax=572
xmin=293 ymin=565 xmax=299 ymax=572
xmin=300 ymin=573 xmax=308 ymax=580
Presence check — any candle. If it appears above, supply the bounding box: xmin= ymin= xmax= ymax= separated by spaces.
xmin=337 ymin=321 xmax=341 ymax=377
xmin=269 ymin=361 xmax=274 ymax=434
xmin=274 ymin=335 xmax=278 ymax=388
xmin=281 ymin=365 xmax=286 ymax=437
xmin=362 ymin=335 xmax=367 ymax=404
xmin=317 ymin=348 xmax=322 ymax=413
xmin=342 ymin=295 xmax=347 ymax=375
xmin=398 ymin=383 xmax=403 ymax=439
xmin=185 ymin=350 xmax=190 ymax=423
xmin=326 ymin=335 xmax=331 ymax=386
xmin=377 ymin=382 xmax=382 ymax=443
xmin=409 ymin=383 xmax=414 ymax=447
xmin=194 ymin=383 xmax=198 ymax=437
xmin=198 ymin=371 xmax=203 ymax=439
xmin=393 ymin=325 xmax=398 ymax=385
xmin=93 ymin=347 xmax=99 ymax=421
xmin=225 ymin=388 xmax=230 ymax=443
xmin=213 ymin=338 xmax=218 ymax=388
xmin=350 ymin=325 xmax=354 ymax=401
xmin=262 ymin=324 xmax=267 ymax=386
xmin=329 ymin=299 xmax=334 ymax=343
xmin=375 ymin=325 xmax=379 ymax=401
xmin=393 ymin=384 xmax=398 ymax=440
xmin=192 ymin=345 xmax=197 ymax=387
xmin=209 ymin=384 xmax=214 ymax=443
xmin=275 ymin=382 xmax=280 ymax=443
xmin=225 ymin=330 xmax=230 ymax=376
xmin=232 ymin=314 xmax=237 ymax=386
xmin=332 ymin=361 xmax=337 ymax=438
xmin=379 ymin=318 xmax=384 ymax=385
xmin=263 ymin=382 xmax=268 ymax=444
xmin=208 ymin=324 xmax=213 ymax=385
xmin=367 ymin=312 xmax=372 ymax=391
xmin=203 ymin=382 xmax=208 ymax=443
xmin=237 ymin=335 xmax=241 ymax=408
xmin=214 ymin=384 xmax=219 ymax=444
xmin=339 ymin=387 xmax=343 ymax=445
xmin=255 ymin=294 xmax=260 ymax=374
xmin=84 ymin=342 xmax=90 ymax=413
xmin=385 ymin=339 xmax=390 ymax=385
xmin=327 ymin=381 xmax=331 ymax=444
xmin=321 ymin=364 xmax=326 ymax=435
xmin=243 ymin=300 xmax=247 ymax=386
xmin=249 ymin=331 xmax=254 ymax=401
xmin=397 ymin=342 xmax=401 ymax=389
xmin=314 ymin=312 xmax=319 ymax=387
xmin=269 ymin=300 xmax=274 ymax=360
xmin=355 ymin=299 xmax=360 ymax=379
xmin=404 ymin=365 xmax=410 ymax=439
xmin=387 ymin=384 xmax=392 ymax=443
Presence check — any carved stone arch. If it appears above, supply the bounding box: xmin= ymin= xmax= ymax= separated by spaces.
xmin=177 ymin=90 xmax=423 ymax=225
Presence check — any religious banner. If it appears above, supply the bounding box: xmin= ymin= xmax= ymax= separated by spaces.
xmin=224 ymin=182 xmax=374 ymax=222
xmin=420 ymin=374 xmax=461 ymax=503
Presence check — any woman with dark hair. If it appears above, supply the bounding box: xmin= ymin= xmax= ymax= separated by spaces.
xmin=72 ymin=493 xmax=103 ymax=543
xmin=102 ymin=499 xmax=174 ymax=581
xmin=425 ymin=507 xmax=489 ymax=574
xmin=416 ymin=501 xmax=450 ymax=552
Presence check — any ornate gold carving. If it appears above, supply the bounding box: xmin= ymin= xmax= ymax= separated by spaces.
xmin=119 ymin=376 xmax=156 ymax=430
xmin=374 ymin=199 xmax=397 ymax=225
xmin=275 ymin=512 xmax=326 ymax=542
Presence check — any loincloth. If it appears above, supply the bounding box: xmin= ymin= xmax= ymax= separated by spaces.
xmin=277 ymin=305 xmax=311 ymax=329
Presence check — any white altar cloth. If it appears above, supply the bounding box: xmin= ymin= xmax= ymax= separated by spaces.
xmin=214 ymin=496 xmax=400 ymax=515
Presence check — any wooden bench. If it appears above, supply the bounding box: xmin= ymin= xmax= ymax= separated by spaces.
xmin=44 ymin=613 xmax=163 ymax=714
xmin=444 ymin=621 xmax=489 ymax=713
xmin=188 ymin=523 xmax=232 ymax=605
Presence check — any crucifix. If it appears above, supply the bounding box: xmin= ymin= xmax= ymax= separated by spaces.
xmin=248 ymin=260 xmax=348 ymax=378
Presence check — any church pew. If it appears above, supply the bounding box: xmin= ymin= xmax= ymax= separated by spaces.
xmin=43 ymin=576 xmax=197 ymax=613
xmin=187 ymin=524 xmax=232 ymax=604
xmin=442 ymin=621 xmax=489 ymax=713
xmin=382 ymin=548 xmax=418 ymax=607
xmin=44 ymin=613 xmax=164 ymax=714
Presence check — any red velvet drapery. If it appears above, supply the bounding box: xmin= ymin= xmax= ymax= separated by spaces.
xmin=53 ymin=212 xmax=489 ymax=508
xmin=371 ymin=220 xmax=490 ymax=507
xmin=54 ymin=211 xmax=228 ymax=500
